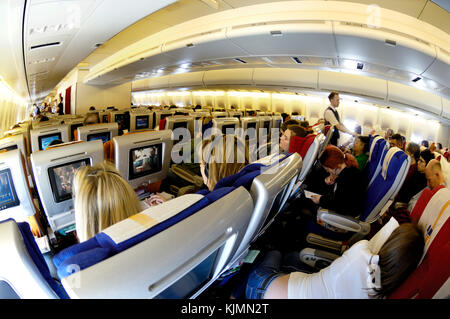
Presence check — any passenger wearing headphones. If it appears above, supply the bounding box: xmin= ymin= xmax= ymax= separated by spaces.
xmin=73 ymin=161 xmax=142 ymax=242
xmin=244 ymin=219 xmax=424 ymax=299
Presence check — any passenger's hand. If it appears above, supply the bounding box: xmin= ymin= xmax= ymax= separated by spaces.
xmin=325 ymin=175 xmax=335 ymax=185
xmin=145 ymin=193 xmax=167 ymax=206
xmin=310 ymin=194 xmax=321 ymax=204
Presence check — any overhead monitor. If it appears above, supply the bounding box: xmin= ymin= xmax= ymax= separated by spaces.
xmin=77 ymin=123 xmax=118 ymax=143
xmin=0 ymin=149 xmax=36 ymax=222
xmin=113 ymin=130 xmax=173 ymax=190
xmin=30 ymin=124 xmax=70 ymax=153
xmin=30 ymin=140 xmax=104 ymax=231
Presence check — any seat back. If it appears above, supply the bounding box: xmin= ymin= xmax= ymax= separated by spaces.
xmin=317 ymin=126 xmax=333 ymax=159
xmin=364 ymin=135 xmax=388 ymax=188
xmin=389 ymin=187 xmax=450 ymax=299
xmin=232 ymin=153 xmax=302 ymax=262
xmin=0 ymin=219 xmax=67 ymax=298
xmin=58 ymin=187 xmax=253 ymax=298
xmin=362 ymin=147 xmax=410 ymax=223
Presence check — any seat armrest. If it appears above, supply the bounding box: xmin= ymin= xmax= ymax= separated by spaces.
xmin=299 ymin=248 xmax=340 ymax=270
xmin=317 ymin=208 xmax=370 ymax=235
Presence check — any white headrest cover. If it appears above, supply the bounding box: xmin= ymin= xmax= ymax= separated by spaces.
xmin=368 ymin=217 xmax=400 ymax=254
xmin=440 ymin=156 xmax=450 ymax=189
xmin=102 ymin=194 xmax=204 ymax=244
xmin=381 ymin=147 xmax=402 ymax=180
xmin=368 ymin=136 xmax=383 ymax=161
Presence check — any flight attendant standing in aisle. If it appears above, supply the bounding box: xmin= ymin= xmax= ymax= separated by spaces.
xmin=324 ymin=91 xmax=358 ymax=146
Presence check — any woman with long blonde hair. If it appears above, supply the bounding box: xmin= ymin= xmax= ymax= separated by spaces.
xmin=73 ymin=161 xmax=142 ymax=242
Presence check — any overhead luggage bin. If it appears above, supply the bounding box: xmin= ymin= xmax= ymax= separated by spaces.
xmin=168 ymin=71 xmax=205 ymax=89
xmin=253 ymin=68 xmax=318 ymax=90
xmin=387 ymin=81 xmax=443 ymax=116
xmin=333 ymin=21 xmax=436 ymax=77
xmin=203 ymin=68 xmax=253 ymax=86
xmin=226 ymin=21 xmax=336 ymax=58
xmin=318 ymin=70 xmax=387 ymax=100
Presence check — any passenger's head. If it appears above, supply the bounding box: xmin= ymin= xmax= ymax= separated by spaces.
xmin=47 ymin=139 xmax=64 ymax=148
xmin=389 ymin=133 xmax=403 ymax=149
xmin=421 ymin=140 xmax=429 ymax=148
xmin=374 ymin=223 xmax=424 ymax=298
xmin=436 ymin=143 xmax=443 ymax=151
xmin=281 ymin=113 xmax=290 ymax=122
xmin=353 ymin=135 xmax=370 ymax=155
xmin=279 ymin=125 xmax=307 ymax=153
xmin=299 ymin=120 xmax=310 ymax=128
xmin=384 ymin=128 xmax=394 ymax=140
xmin=200 ymin=135 xmax=249 ymax=191
xmin=280 ymin=119 xmax=300 ymax=134
xmin=328 ymin=91 xmax=340 ymax=108
xmin=89 ymin=106 xmax=96 ymax=111
xmin=320 ymin=145 xmax=358 ymax=174
xmin=73 ymin=161 xmax=141 ymax=242
xmin=429 ymin=142 xmax=436 ymax=153
xmin=425 ymin=159 xmax=444 ymax=189
xmin=84 ymin=112 xmax=100 ymax=125
xmin=405 ymin=142 xmax=420 ymax=164
xmin=417 ymin=149 xmax=434 ymax=173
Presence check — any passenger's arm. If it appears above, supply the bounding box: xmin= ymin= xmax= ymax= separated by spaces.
xmin=263 ymin=274 xmax=290 ymax=299
xmin=336 ymin=123 xmax=357 ymax=136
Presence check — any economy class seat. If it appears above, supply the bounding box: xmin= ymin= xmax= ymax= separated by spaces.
xmin=388 ymin=185 xmax=450 ymax=299
xmin=302 ymin=147 xmax=410 ymax=259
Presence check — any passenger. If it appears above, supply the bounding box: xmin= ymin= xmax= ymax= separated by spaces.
xmin=425 ymin=159 xmax=446 ymax=189
xmin=73 ymin=161 xmax=142 ymax=242
xmin=281 ymin=113 xmax=291 ymax=123
xmin=352 ymin=135 xmax=369 ymax=171
xmin=384 ymin=128 xmax=394 ymax=140
xmin=147 ymin=134 xmax=250 ymax=205
xmin=394 ymin=142 xmax=426 ymax=205
xmin=420 ymin=140 xmax=429 ymax=151
xmin=244 ymin=222 xmax=424 ymax=299
xmin=388 ymin=133 xmax=403 ymax=149
xmin=306 ymin=145 xmax=365 ymax=217
xmin=88 ymin=106 xmax=96 ymax=111
xmin=83 ymin=112 xmax=100 ymax=125
xmin=279 ymin=125 xmax=307 ymax=153
xmin=57 ymin=96 xmax=64 ymax=115
xmin=280 ymin=119 xmax=300 ymax=134
xmin=324 ymin=91 xmax=357 ymax=146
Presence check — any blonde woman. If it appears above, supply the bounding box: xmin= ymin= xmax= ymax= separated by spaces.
xmin=73 ymin=161 xmax=142 ymax=242
xmin=147 ymin=134 xmax=250 ymax=205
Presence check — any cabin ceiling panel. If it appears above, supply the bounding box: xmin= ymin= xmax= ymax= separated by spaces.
xmin=419 ymin=1 xmax=450 ymax=34
xmin=24 ymin=0 xmax=177 ymax=101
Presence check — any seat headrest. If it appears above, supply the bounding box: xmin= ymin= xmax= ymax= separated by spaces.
xmin=288 ymin=134 xmax=316 ymax=159
xmin=368 ymin=136 xmax=384 ymax=161
xmin=381 ymin=147 xmax=403 ymax=179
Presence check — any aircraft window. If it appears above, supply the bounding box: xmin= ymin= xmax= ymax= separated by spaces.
xmin=136 ymin=115 xmax=149 ymax=130
xmin=38 ymin=133 xmax=62 ymax=151
xmin=87 ymin=132 xmax=111 ymax=144
xmin=48 ymin=159 xmax=90 ymax=203
xmin=128 ymin=143 xmax=162 ymax=180
xmin=0 ymin=168 xmax=20 ymax=211
xmin=154 ymin=249 xmax=219 ymax=299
